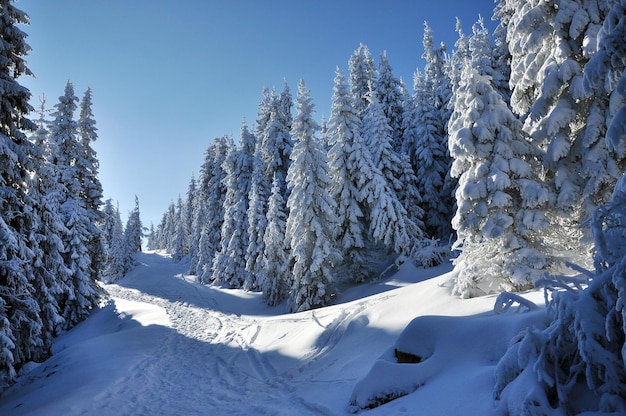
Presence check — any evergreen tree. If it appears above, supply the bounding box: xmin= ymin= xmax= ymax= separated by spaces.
xmin=449 ymin=55 xmax=551 ymax=297
xmin=77 ymin=87 xmax=104 ymax=281
xmin=49 ymin=81 xmax=101 ymax=329
xmin=197 ymin=136 xmax=231 ymax=283
xmin=246 ymin=86 xmax=292 ymax=289
xmin=375 ymin=51 xmax=406 ymax=152
xmin=212 ymin=122 xmax=255 ymax=288
xmin=363 ymin=92 xmax=425 ymax=257
xmin=29 ymin=99 xmax=66 ymax=355
xmin=124 ymin=195 xmax=143 ymax=255
xmin=495 ymin=169 xmax=626 ymax=414
xmin=245 ymin=154 xmax=270 ymax=287
xmin=262 ymin=174 xmax=291 ymax=306
xmin=348 ymin=43 xmax=377 ymax=115
xmin=172 ymin=195 xmax=185 ymax=261
xmin=407 ymin=23 xmax=455 ymax=239
xmin=0 ymin=2 xmax=45 ymax=388
xmin=328 ymin=68 xmax=383 ymax=281
xmin=145 ymin=223 xmax=157 ymax=251
xmin=286 ymin=80 xmax=341 ymax=312
xmin=499 ymin=0 xmax=618 ymax=263
xmin=100 ymin=199 xmax=127 ymax=282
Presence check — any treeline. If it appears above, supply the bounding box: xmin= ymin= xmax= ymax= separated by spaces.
xmin=150 ymin=42 xmax=453 ymax=312
xmin=148 ymin=15 xmax=598 ymax=311
xmin=0 ymin=2 xmax=142 ymax=392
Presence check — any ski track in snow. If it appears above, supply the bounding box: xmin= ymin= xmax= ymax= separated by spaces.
xmin=93 ymin=256 xmax=343 ymax=416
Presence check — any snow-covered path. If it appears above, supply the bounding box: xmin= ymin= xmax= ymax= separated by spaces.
xmin=0 ymin=251 xmax=545 ymax=415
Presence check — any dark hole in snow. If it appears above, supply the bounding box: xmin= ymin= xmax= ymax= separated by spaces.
xmin=394 ymin=348 xmax=422 ymax=364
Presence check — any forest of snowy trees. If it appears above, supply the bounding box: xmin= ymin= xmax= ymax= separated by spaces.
xmin=2 ymin=0 xmax=626 ymax=413
xmin=0 ymin=0 xmax=143 ymax=392
xmin=148 ymin=0 xmax=626 ymax=412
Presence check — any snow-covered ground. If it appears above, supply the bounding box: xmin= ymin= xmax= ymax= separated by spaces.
xmin=0 ymin=251 xmax=545 ymax=415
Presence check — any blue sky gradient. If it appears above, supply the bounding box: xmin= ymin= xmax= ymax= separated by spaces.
xmin=19 ymin=0 xmax=497 ymax=229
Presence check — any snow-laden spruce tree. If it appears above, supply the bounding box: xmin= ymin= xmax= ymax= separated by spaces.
xmin=100 ymin=199 xmax=128 ymax=282
xmin=499 ymin=0 xmax=620 ymax=266
xmin=49 ymin=81 xmax=101 ymax=329
xmin=196 ymin=136 xmax=231 ymax=283
xmin=246 ymin=86 xmax=292 ymax=290
xmin=189 ymin=143 xmax=222 ymax=275
xmin=362 ymin=92 xmax=426 ymax=257
xmin=348 ymin=43 xmax=377 ymax=116
xmin=286 ymin=80 xmax=341 ymax=312
xmin=180 ymin=175 xmax=196 ymax=260
xmin=372 ymin=57 xmax=425 ymax=234
xmin=0 ymin=2 xmax=54 ymax=388
xmin=171 ymin=196 xmax=186 ymax=261
xmin=29 ymin=100 xmax=67 ymax=355
xmin=449 ymin=22 xmax=551 ymax=297
xmin=375 ymin=51 xmax=406 ymax=151
xmin=328 ymin=68 xmax=375 ymax=281
xmin=495 ymin=4 xmax=626 ymax=413
xmin=124 ymin=196 xmax=143 ymax=255
xmin=495 ymin=173 xmax=626 ymax=415
xmin=261 ymin=173 xmax=291 ymax=306
xmin=406 ymin=23 xmax=455 ymax=240
xmin=261 ymin=83 xmax=293 ymax=199
xmin=212 ymin=122 xmax=255 ymax=289
xmin=77 ymin=87 xmax=104 ymax=281
xmin=156 ymin=201 xmax=176 ymax=253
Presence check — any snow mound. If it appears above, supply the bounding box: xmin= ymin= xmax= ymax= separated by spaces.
xmin=349 ymin=305 xmax=546 ymax=413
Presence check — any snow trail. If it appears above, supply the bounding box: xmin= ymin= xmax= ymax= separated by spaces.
xmin=97 ymin=252 xmax=338 ymax=416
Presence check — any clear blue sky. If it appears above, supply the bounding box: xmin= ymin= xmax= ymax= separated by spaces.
xmin=19 ymin=0 xmax=497 ymax=229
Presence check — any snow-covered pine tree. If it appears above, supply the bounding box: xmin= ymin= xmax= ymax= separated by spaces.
xmin=328 ymin=68 xmax=372 ymax=280
xmin=156 ymin=201 xmax=176 ymax=253
xmin=77 ymin=87 xmax=104 ymax=282
xmin=197 ymin=136 xmax=231 ymax=283
xmin=261 ymin=83 xmax=293 ymax=200
xmin=348 ymin=43 xmax=377 ymax=116
xmin=28 ymin=99 xmax=67 ymax=355
xmin=246 ymin=85 xmax=292 ymax=290
xmin=362 ymin=91 xmax=426 ymax=257
xmin=212 ymin=122 xmax=255 ymax=289
xmin=181 ymin=175 xmax=196 ymax=259
xmin=499 ymin=0 xmax=618 ymax=265
xmin=407 ymin=23 xmax=455 ymax=240
xmin=245 ymin=157 xmax=269 ymax=288
xmin=124 ymin=195 xmax=143 ymax=255
xmin=373 ymin=54 xmax=424 ymax=229
xmin=286 ymin=80 xmax=341 ymax=312
xmin=261 ymin=173 xmax=291 ymax=306
xmin=100 ymin=199 xmax=127 ymax=282
xmin=49 ymin=81 xmax=101 ymax=329
xmin=145 ymin=223 xmax=157 ymax=251
xmin=0 ymin=4 xmax=52 ymax=385
xmin=581 ymin=0 xmax=626 ymax=215
xmin=172 ymin=195 xmax=186 ymax=261
xmin=100 ymin=199 xmax=128 ymax=282
xmin=495 ymin=169 xmax=626 ymax=415
xmin=448 ymin=23 xmax=551 ymax=298
xmin=375 ymin=51 xmax=406 ymax=152
xmin=189 ymin=146 xmax=216 ymax=275
xmin=448 ymin=18 xmax=470 ymax=95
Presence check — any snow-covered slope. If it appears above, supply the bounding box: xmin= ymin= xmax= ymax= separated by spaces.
xmin=0 ymin=251 xmax=545 ymax=415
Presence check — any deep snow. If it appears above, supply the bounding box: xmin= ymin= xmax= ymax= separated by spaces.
xmin=0 ymin=251 xmax=546 ymax=415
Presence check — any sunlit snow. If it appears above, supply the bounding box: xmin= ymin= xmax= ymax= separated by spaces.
xmin=0 ymin=251 xmax=545 ymax=415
